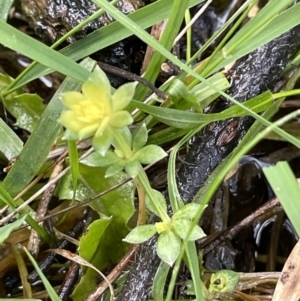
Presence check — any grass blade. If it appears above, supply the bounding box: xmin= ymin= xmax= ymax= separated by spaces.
xmin=8 ymin=0 xmax=203 ymax=92
xmin=23 ymin=247 xmax=62 ymax=301
xmin=0 ymin=0 xmax=14 ymax=20
xmin=263 ymin=162 xmax=300 ymax=236
xmin=0 ymin=21 xmax=90 ymax=82
xmin=0 ymin=118 xmax=23 ymax=160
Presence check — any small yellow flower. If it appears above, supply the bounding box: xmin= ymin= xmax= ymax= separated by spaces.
xmin=58 ymin=66 xmax=137 ymax=155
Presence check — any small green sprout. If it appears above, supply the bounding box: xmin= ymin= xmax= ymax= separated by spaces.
xmin=123 ymin=201 xmax=206 ymax=266
xmin=209 ymin=269 xmax=240 ymax=293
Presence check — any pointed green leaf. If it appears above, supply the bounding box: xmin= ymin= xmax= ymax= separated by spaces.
xmin=92 ymin=127 xmax=114 ymax=156
xmin=112 ymin=82 xmax=137 ymax=112
xmin=263 ymin=161 xmax=300 ymax=236
xmin=79 ymin=218 xmax=112 ymax=260
xmin=105 ymin=161 xmax=125 ymax=177
xmin=172 ymin=219 xmax=205 ymax=241
xmin=132 ymin=123 xmax=148 ymax=152
xmin=123 ymin=224 xmax=157 ymax=243
xmin=172 ymin=203 xmax=202 ymax=220
xmin=24 ymin=247 xmax=62 ymax=301
xmin=134 ymin=145 xmax=167 ymax=165
xmin=157 ymin=231 xmax=180 ymax=266
xmin=124 ymin=160 xmax=140 ymax=178
xmin=80 ymin=150 xmax=119 ymax=167
xmin=145 ymin=189 xmax=167 ymax=217
xmin=114 ymin=127 xmax=132 ymax=149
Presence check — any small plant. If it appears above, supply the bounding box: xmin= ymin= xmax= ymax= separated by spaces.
xmin=59 ymin=66 xmax=206 ymax=266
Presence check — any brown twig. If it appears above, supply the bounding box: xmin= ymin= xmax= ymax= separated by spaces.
xmin=98 ymin=61 xmax=169 ymax=101
xmin=58 ymin=262 xmax=80 ymax=301
xmin=199 ymin=197 xmax=282 ymax=254
xmin=85 ymin=244 xmax=140 ymax=301
xmin=27 ymin=161 xmax=64 ymax=257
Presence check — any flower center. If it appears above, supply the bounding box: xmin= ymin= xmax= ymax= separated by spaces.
xmin=74 ymin=100 xmax=110 ymax=124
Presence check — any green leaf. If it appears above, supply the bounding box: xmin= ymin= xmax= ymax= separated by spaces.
xmin=60 ymin=165 xmax=135 ymax=300
xmin=209 ymin=270 xmax=240 ymax=293
xmin=4 ymin=93 xmax=45 ymax=132
xmin=132 ymin=123 xmax=148 ymax=152
xmin=134 ymin=145 xmax=167 ymax=165
xmin=73 ymin=218 xmax=111 ymax=300
xmin=68 ymin=140 xmax=79 ymax=201
xmin=82 ymin=164 xmax=135 ymax=223
xmin=211 ymin=2 xmax=300 ymax=74
xmin=133 ymin=0 xmax=190 ymax=100
xmin=152 ymin=261 xmax=170 ymax=301
xmin=105 ymin=161 xmax=125 ymax=178
xmin=157 ymin=230 xmax=180 ymax=266
xmin=0 ymin=21 xmax=90 ymax=83
xmin=145 ymin=189 xmax=167 ymax=217
xmin=263 ymin=161 xmax=300 ymax=236
xmin=92 ymin=126 xmax=114 ymax=156
xmin=0 ymin=118 xmax=23 ymax=160
xmin=124 ymin=160 xmax=140 ymax=178
xmin=190 ymin=72 xmax=231 ymax=110
xmin=131 ymin=91 xmax=273 ymax=129
xmin=57 ymin=164 xmax=135 ymax=225
xmin=172 ymin=219 xmax=205 ymax=241
xmin=168 ymin=78 xmax=199 ymax=109
xmin=78 ymin=217 xmax=111 ymax=261
xmin=110 ymin=110 xmax=133 ymax=128
xmin=0 ymin=0 xmax=14 ymax=20
xmin=23 ymin=248 xmax=62 ymax=301
xmin=223 ymin=0 xmax=294 ymax=57
xmin=172 ymin=203 xmax=202 ymax=220
xmin=123 ymin=225 xmax=157 ymax=243
xmin=0 ymin=215 xmax=27 ymax=244
xmin=114 ymin=127 xmax=132 ymax=149
xmin=57 ymin=172 xmax=96 ymax=203
xmin=80 ymin=150 xmax=119 ymax=167
xmin=112 ymin=82 xmax=137 ymax=112
xmin=8 ymin=0 xmax=204 ymax=91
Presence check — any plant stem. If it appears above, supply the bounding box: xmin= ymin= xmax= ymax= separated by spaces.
xmin=113 ymin=129 xmax=171 ymax=223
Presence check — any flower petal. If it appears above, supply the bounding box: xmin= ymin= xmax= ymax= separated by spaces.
xmin=95 ymin=116 xmax=110 ymax=137
xmin=58 ymin=111 xmax=84 ymax=132
xmin=92 ymin=127 xmax=114 ymax=156
xmin=78 ymin=124 xmax=99 ymax=140
xmin=90 ymin=65 xmax=111 ymax=95
xmin=109 ymin=111 xmax=133 ymax=128
xmin=61 ymin=92 xmax=86 ymax=109
xmin=82 ymin=80 xmax=112 ymax=112
xmin=112 ymin=82 xmax=137 ymax=112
